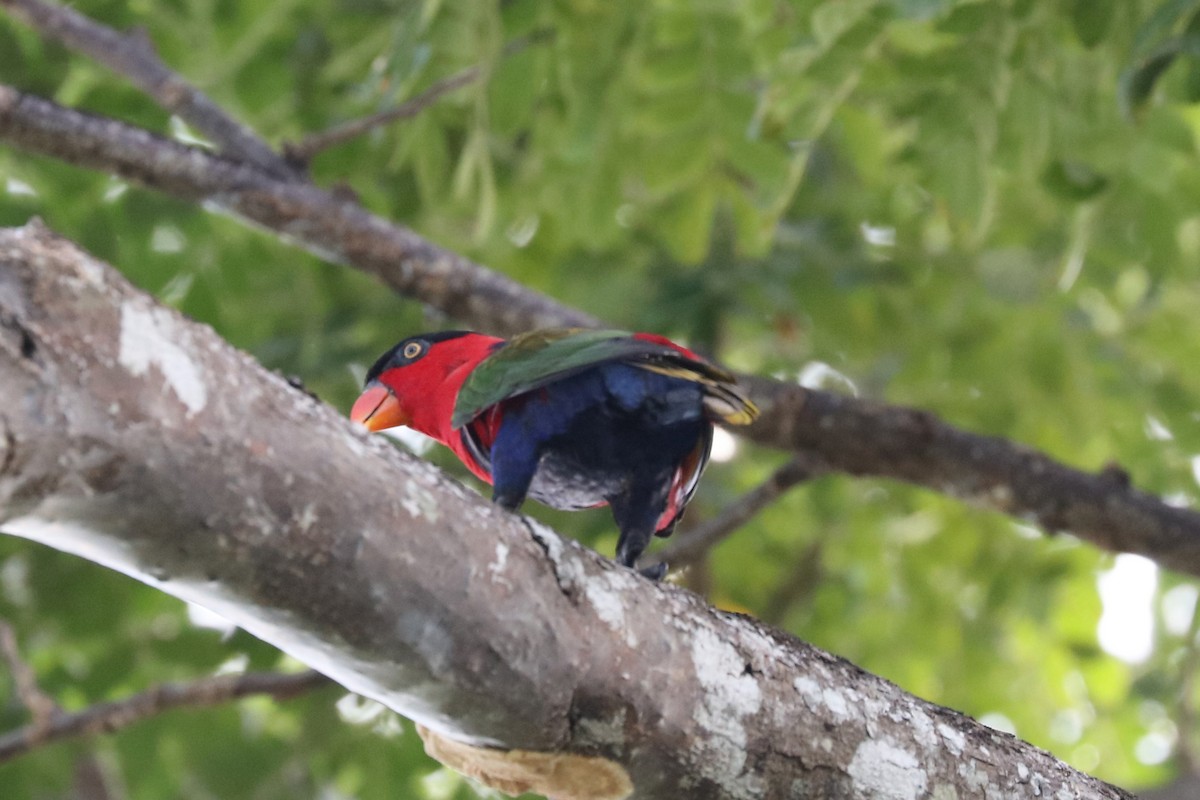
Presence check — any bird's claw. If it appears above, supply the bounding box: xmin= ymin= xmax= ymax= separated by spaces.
xmin=638 ymin=561 xmax=668 ymax=581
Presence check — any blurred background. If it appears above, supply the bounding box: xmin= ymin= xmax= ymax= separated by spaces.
xmin=3 ymin=0 xmax=1200 ymax=796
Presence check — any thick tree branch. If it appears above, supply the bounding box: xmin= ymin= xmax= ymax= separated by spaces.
xmin=0 ymin=0 xmax=297 ymax=180
xmin=0 ymin=222 xmax=1133 ymax=799
xmin=0 ymin=668 xmax=329 ymax=763
xmin=1 ymin=82 xmax=1199 ymax=582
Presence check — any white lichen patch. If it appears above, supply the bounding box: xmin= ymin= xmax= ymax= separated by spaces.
xmin=689 ymin=624 xmax=764 ymax=796
xmin=794 ymin=675 xmax=819 ymax=705
xmin=692 ymin=625 xmax=762 ymax=717
xmin=957 ymin=759 xmax=994 ymax=794
xmin=296 ymin=503 xmax=319 ymax=532
xmin=118 ymin=303 xmax=208 ymax=416
xmin=487 ymin=542 xmax=515 ymax=591
xmin=524 ymin=518 xmax=586 ymax=588
xmin=583 ymin=571 xmax=635 ymax=647
xmin=938 ymin=722 xmax=967 ymax=757
xmin=74 ymin=250 xmax=108 ymax=289
xmin=847 ymin=738 xmax=928 ymax=800
xmin=401 ymin=480 xmax=440 ymax=522
xmin=821 ymin=685 xmax=850 ymax=718
xmin=793 ymin=675 xmax=853 ymax=720
xmin=904 ymin=707 xmax=936 ymax=752
xmin=489 ymin=543 xmax=509 ymax=576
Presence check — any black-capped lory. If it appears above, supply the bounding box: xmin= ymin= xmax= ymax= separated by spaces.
xmin=350 ymin=328 xmax=757 ymax=578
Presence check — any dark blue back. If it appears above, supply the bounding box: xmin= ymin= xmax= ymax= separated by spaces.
xmin=489 ymin=363 xmax=709 ymax=511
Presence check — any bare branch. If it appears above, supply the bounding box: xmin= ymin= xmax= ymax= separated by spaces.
xmin=72 ymin=756 xmax=120 ymax=800
xmin=0 ymin=84 xmax=595 ymax=334
xmin=0 ymin=221 xmax=1135 ymax=799
xmin=1 ymin=86 xmax=1199 ymax=587
xmin=760 ymin=539 xmax=825 ymax=625
xmin=288 ymin=69 xmax=479 ymax=163
xmin=287 ymin=31 xmax=553 ymax=163
xmin=0 ymin=669 xmax=330 ymax=763
xmin=0 ymin=0 xmax=297 ymax=180
xmin=659 ymin=455 xmax=826 ymax=567
xmin=0 ymin=619 xmax=60 ymax=730
xmin=746 ymin=378 xmax=1200 ymax=577
xmin=1173 ymin=606 xmax=1200 ymax=775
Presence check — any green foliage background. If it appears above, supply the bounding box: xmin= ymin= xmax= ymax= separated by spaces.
xmin=3 ymin=0 xmax=1200 ymax=796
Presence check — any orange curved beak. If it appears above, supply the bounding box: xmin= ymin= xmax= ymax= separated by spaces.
xmin=350 ymin=383 xmax=410 ymax=432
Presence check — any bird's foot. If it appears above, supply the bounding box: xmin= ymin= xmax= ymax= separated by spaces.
xmin=638 ymin=561 xmax=668 ymax=581
xmin=491 ymin=489 xmax=525 ymax=512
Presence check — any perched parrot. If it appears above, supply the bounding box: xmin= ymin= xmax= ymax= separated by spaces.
xmin=349 ymin=328 xmax=757 ymax=578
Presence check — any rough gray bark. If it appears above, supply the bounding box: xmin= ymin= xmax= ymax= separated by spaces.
xmin=745 ymin=374 xmax=1200 ymax=576
xmin=0 ymin=223 xmax=1135 ymax=799
xmin=2 ymin=83 xmax=1198 ymax=587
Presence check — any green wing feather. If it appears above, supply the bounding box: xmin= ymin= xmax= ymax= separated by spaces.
xmin=451 ymin=328 xmax=758 ymax=429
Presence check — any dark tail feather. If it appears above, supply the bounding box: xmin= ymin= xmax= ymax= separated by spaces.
xmin=702 ymin=382 xmax=758 ymax=426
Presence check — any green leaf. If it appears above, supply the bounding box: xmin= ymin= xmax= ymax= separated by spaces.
xmin=1129 ymin=0 xmax=1200 ymax=60
xmin=1041 ymin=159 xmax=1110 ymax=202
xmin=1118 ymin=39 xmax=1187 ymax=117
xmin=1119 ymin=0 xmax=1200 ymax=115
xmin=888 ymin=0 xmax=953 ymax=22
xmin=656 ymin=180 xmax=718 ymax=264
xmin=1071 ymin=0 xmax=1115 ymax=48
xmin=811 ymin=0 xmax=879 ymax=47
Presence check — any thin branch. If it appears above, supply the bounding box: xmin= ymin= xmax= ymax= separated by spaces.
xmin=0 ymin=0 xmax=298 ymax=180
xmin=0 ymin=669 xmax=331 ymax=763
xmin=72 ymin=755 xmax=120 ymax=800
xmin=1174 ymin=601 xmax=1200 ymax=776
xmin=0 ymin=619 xmax=60 ymax=730
xmin=760 ymin=539 xmax=825 ymax=626
xmin=290 ymin=69 xmax=478 ymax=162
xmin=1 ymin=599 xmax=328 ymax=768
xmin=659 ymin=455 xmax=827 ymax=567
xmin=287 ymin=30 xmax=553 ymax=163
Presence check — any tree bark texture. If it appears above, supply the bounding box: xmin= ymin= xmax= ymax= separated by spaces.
xmin=0 ymin=222 xmax=1135 ymax=798
xmin=2 ymin=83 xmax=1198 ymax=585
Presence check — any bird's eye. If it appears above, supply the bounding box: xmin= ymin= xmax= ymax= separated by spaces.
xmin=402 ymin=341 xmax=424 ymax=360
